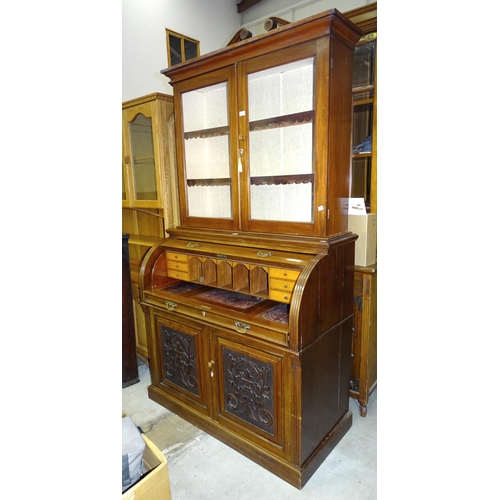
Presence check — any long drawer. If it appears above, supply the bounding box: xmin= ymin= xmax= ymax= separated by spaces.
xmin=143 ymin=290 xmax=289 ymax=347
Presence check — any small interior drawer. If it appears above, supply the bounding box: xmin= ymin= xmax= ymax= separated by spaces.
xmin=269 ymin=278 xmax=296 ymax=292
xmin=269 ymin=290 xmax=293 ymax=304
xmin=166 ymin=251 xmax=188 ymax=263
xmin=269 ymin=268 xmax=300 ymax=280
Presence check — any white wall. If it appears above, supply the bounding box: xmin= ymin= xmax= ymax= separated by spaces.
xmin=241 ymin=0 xmax=369 ymax=36
xmin=122 ymin=0 xmax=370 ymax=101
xmin=122 ymin=0 xmax=241 ymax=101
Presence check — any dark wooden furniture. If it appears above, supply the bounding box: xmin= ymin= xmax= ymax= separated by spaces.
xmin=139 ymin=9 xmax=362 ymax=489
xmin=350 ymin=264 xmax=377 ymax=416
xmin=348 ymin=3 xmax=377 ymax=213
xmin=345 ymin=2 xmax=377 ymax=415
xmin=141 ymin=231 xmax=356 ymax=488
xmin=123 ymin=234 xmax=139 ymax=387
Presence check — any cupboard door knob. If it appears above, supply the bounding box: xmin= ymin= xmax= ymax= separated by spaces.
xmin=208 ymin=360 xmax=215 ymax=368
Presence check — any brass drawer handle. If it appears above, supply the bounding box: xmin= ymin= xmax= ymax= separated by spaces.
xmin=257 ymin=251 xmax=273 ymax=257
xmin=235 ymin=322 xmax=250 ymax=334
xmin=165 ymin=301 xmax=178 ymax=311
xmin=187 ymin=242 xmax=199 ymax=248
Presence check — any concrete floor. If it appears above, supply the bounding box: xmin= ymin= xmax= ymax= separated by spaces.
xmin=122 ymin=358 xmax=377 ymax=499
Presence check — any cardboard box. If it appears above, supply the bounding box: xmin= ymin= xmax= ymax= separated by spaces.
xmin=122 ymin=434 xmax=172 ymax=500
xmin=348 ymin=213 xmax=377 ymax=267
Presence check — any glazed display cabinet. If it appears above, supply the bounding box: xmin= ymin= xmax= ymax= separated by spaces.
xmin=122 ymin=93 xmax=179 ymax=362
xmin=346 ymin=2 xmax=377 ymax=415
xmin=140 ymin=9 xmax=362 ymax=489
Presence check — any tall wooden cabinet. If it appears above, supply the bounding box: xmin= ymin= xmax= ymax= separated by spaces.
xmin=346 ymin=2 xmax=377 ymax=416
xmin=347 ymin=3 xmax=377 ymax=213
xmin=139 ymin=10 xmax=362 ymax=489
xmin=122 ymin=93 xmax=179 ymax=362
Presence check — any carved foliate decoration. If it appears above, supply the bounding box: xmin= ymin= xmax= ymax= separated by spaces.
xmin=359 ymin=32 xmax=377 ymax=44
xmin=161 ymin=325 xmax=199 ymax=396
xmin=222 ymin=347 xmax=274 ymax=435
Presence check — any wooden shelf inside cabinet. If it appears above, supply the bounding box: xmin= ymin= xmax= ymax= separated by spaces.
xmin=249 ymin=110 xmax=315 ymax=131
xmin=250 ymin=174 xmax=313 ymax=186
xmin=187 ymin=175 xmax=313 ymax=187
xmin=186 ymin=178 xmax=231 ymax=187
xmin=184 ymin=126 xmax=229 ymax=140
xmin=353 ymin=101 xmax=374 ymax=109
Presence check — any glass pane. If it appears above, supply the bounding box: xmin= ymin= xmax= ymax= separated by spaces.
xmin=251 ymin=183 xmax=313 ymax=222
xmin=351 ymin=157 xmax=371 ymax=210
xmin=182 ymin=82 xmax=232 ymax=218
xmin=247 ymin=58 xmax=314 ymax=222
xmin=184 ymin=39 xmax=198 ymax=61
xmin=353 ymin=43 xmax=375 ymax=88
xmin=129 ymin=113 xmax=157 ymax=201
xmin=183 ymin=82 xmax=228 ymax=131
xmin=122 ymin=163 xmax=127 ymax=200
xmin=185 ymin=136 xmax=229 ymax=179
xmin=248 ymin=58 xmax=314 ymax=121
xmin=249 ymin=124 xmax=312 ymax=177
xmin=169 ymin=34 xmax=182 ymax=66
xmin=352 ymin=102 xmax=373 ymax=152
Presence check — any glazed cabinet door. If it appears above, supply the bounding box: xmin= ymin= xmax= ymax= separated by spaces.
xmin=210 ymin=331 xmax=289 ymax=459
xmin=174 ymin=66 xmax=240 ymax=231
xmin=238 ymin=40 xmax=329 ymax=236
xmin=351 ymin=36 xmax=377 ymax=213
xmin=122 ymin=101 xmax=163 ymax=209
xmin=172 ymin=39 xmax=332 ymax=237
xmin=153 ymin=312 xmax=211 ymax=416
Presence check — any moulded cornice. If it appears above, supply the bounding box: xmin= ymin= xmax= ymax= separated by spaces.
xmin=122 ymin=92 xmax=173 ymax=109
xmin=344 ymin=2 xmax=377 ymax=34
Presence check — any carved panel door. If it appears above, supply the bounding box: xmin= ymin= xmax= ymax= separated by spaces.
xmin=154 ymin=313 xmax=211 ymax=416
xmin=210 ymin=332 xmax=287 ymax=457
